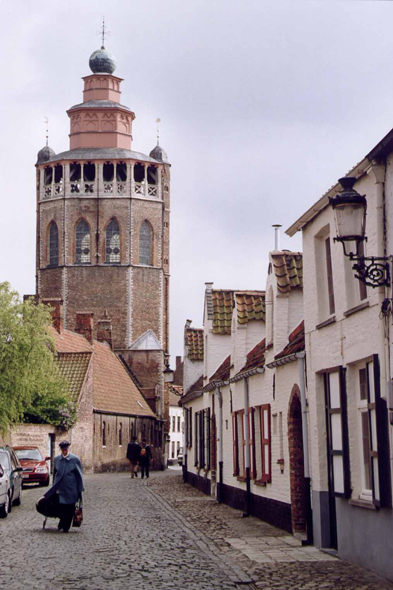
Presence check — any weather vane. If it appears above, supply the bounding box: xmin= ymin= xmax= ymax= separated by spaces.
xmin=98 ymin=16 xmax=110 ymax=48
xmin=44 ymin=117 xmax=49 ymax=146
xmin=156 ymin=118 xmax=161 ymax=145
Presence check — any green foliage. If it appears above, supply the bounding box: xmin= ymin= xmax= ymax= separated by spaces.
xmin=0 ymin=282 xmax=70 ymax=433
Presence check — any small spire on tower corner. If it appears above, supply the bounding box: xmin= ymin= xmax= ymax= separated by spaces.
xmin=156 ymin=118 xmax=161 ymax=146
xmin=44 ymin=117 xmax=49 ymax=146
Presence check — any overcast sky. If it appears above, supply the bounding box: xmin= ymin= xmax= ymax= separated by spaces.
xmin=1 ymin=0 xmax=393 ymax=360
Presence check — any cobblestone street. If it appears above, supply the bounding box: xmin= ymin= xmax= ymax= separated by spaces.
xmin=1 ymin=470 xmax=392 ymax=590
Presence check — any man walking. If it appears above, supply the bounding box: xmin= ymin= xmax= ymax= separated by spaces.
xmin=139 ymin=438 xmax=152 ymax=479
xmin=126 ymin=436 xmax=141 ymax=478
xmin=44 ymin=440 xmax=84 ymax=533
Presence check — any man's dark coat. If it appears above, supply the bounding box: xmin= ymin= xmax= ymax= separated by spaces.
xmin=126 ymin=441 xmax=141 ymax=461
xmin=45 ymin=453 xmax=84 ymax=504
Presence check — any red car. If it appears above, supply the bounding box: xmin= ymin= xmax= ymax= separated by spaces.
xmin=13 ymin=447 xmax=50 ymax=487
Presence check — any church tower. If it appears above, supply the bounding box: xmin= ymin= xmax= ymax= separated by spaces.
xmin=35 ymin=44 xmax=170 ymax=417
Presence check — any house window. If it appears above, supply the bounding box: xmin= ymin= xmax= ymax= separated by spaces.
xmin=232 ymin=410 xmax=245 ymax=478
xmin=177 ymin=441 xmax=180 ymax=457
xmin=186 ymin=408 xmax=192 ymax=448
xmin=172 ymin=416 xmax=176 ymax=432
xmin=105 ymin=219 xmax=120 ymax=263
xmin=76 ymin=220 xmax=90 ymax=264
xmin=357 ymin=241 xmax=368 ymax=301
xmin=49 ymin=221 xmax=58 ymax=266
xmin=325 ymin=237 xmax=335 ymax=315
xmin=194 ymin=410 xmax=207 ymax=468
xmin=252 ymin=405 xmax=271 ymax=483
xmin=139 ymin=221 xmax=152 ymax=265
xmin=205 ymin=408 xmax=211 ymax=471
xmin=171 ymin=441 xmax=175 ymax=459
xmin=177 ymin=416 xmax=181 ymax=432
xmin=356 ymin=357 xmax=391 ymax=506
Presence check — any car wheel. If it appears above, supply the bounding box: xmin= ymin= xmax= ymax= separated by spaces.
xmin=13 ymin=486 xmax=22 ymax=506
xmin=0 ymin=494 xmax=9 ymax=518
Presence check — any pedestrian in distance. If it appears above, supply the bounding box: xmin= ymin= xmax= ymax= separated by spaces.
xmin=126 ymin=435 xmax=141 ymax=478
xmin=139 ymin=438 xmax=152 ymax=479
xmin=44 ymin=440 xmax=84 ymax=533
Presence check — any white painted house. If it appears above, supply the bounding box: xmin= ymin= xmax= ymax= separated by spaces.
xmin=287 ymin=142 xmax=393 ymax=579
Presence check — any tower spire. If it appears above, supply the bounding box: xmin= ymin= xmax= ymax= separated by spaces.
xmin=99 ymin=16 xmax=109 ymax=49
xmin=44 ymin=117 xmax=49 ymax=146
xmin=156 ymin=118 xmax=161 ymax=146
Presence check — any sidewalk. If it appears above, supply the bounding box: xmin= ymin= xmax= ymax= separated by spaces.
xmin=148 ymin=472 xmax=393 ymax=590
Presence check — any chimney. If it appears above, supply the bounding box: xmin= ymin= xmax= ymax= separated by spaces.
xmin=97 ymin=310 xmax=113 ymax=349
xmin=272 ymin=224 xmax=282 ymax=251
xmin=42 ymin=298 xmax=63 ymax=333
xmin=75 ymin=312 xmax=94 ymax=343
xmin=176 ymin=356 xmax=182 ymax=371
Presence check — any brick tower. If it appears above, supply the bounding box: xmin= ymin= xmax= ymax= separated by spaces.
xmin=35 ymin=45 xmax=170 ymax=417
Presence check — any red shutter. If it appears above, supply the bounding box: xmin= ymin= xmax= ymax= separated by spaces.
xmin=261 ymin=404 xmax=271 ymax=483
xmin=232 ymin=413 xmax=238 ymax=476
xmin=250 ymin=408 xmax=256 ymax=479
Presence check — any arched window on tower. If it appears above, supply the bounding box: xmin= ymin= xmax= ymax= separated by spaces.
xmin=49 ymin=221 xmax=59 ymax=267
xmin=106 ymin=219 xmax=120 ymax=263
xmin=76 ymin=220 xmax=91 ymax=264
xmin=139 ymin=221 xmax=152 ymax=266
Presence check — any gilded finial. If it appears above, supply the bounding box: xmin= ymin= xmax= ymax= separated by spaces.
xmin=44 ymin=117 xmax=49 ymax=147
xmin=156 ymin=118 xmax=161 ymax=146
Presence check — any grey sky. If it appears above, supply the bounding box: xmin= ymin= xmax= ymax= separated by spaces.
xmin=1 ymin=0 xmax=392 ymax=360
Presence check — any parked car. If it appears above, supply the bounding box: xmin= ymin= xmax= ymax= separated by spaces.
xmin=0 ymin=447 xmax=23 ymax=508
xmin=0 ymin=464 xmax=11 ymax=518
xmin=13 ymin=447 xmax=50 ymax=487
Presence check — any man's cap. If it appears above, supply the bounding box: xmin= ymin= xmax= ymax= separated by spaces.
xmin=59 ymin=440 xmax=71 ymax=449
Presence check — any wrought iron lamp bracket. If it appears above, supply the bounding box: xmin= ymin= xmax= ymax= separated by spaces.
xmin=350 ymin=255 xmax=391 ymax=288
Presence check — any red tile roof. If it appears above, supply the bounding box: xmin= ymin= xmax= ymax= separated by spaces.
xmin=48 ymin=326 xmax=92 ymax=353
xmin=168 ymin=384 xmax=183 ymax=405
xmin=209 ymin=355 xmax=231 ymax=382
xmin=56 ymin=352 xmax=92 ymax=401
xmin=93 ymin=340 xmax=156 ymax=417
xmin=186 ymin=328 xmax=204 ymax=361
xmin=274 ymin=321 xmax=305 ymax=360
xmin=212 ymin=291 xmax=234 ymax=335
xmin=240 ymin=338 xmax=266 ymax=373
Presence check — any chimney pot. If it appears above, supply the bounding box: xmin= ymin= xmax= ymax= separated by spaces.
xmin=97 ymin=314 xmax=113 ymax=349
xmin=42 ymin=298 xmax=64 ymax=333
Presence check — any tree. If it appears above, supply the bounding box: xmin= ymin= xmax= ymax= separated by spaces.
xmin=0 ymin=282 xmax=69 ymax=434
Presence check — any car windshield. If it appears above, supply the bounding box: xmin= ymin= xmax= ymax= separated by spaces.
xmin=0 ymin=451 xmax=11 ymax=470
xmin=15 ymin=449 xmax=43 ymax=461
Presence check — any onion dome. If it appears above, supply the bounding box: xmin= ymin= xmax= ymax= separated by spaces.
xmin=149 ymin=144 xmax=169 ymax=164
xmin=36 ymin=145 xmax=56 ymax=165
xmin=89 ymin=46 xmax=116 ymax=74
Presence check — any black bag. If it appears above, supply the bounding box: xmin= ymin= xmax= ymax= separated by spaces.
xmin=72 ymin=499 xmax=83 ymax=527
xmin=36 ymin=495 xmax=61 ymax=519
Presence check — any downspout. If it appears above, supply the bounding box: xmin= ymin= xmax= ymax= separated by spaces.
xmin=183 ymin=403 xmax=188 ymax=483
xmin=215 ymin=386 xmax=223 ymax=503
xmin=296 ymin=351 xmax=313 ymax=544
xmin=243 ymin=376 xmax=252 ymax=517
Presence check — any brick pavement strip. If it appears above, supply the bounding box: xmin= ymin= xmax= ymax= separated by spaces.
xmin=148 ymin=472 xmax=393 ymax=590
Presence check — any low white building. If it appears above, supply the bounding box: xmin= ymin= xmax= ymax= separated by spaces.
xmin=168 ymin=385 xmax=183 ymax=464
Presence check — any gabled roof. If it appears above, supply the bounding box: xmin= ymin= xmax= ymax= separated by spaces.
xmin=271 ymin=252 xmax=303 ymax=294
xmin=93 ymin=340 xmax=156 ymax=417
xmin=186 ymin=328 xmax=204 ymax=361
xmin=236 ymin=292 xmax=265 ymax=324
xmin=209 ymin=355 xmax=231 ymax=383
xmin=240 ymin=338 xmax=266 ymax=373
xmin=56 ymin=352 xmax=92 ymax=401
xmin=212 ymin=291 xmax=234 ymax=335
xmin=168 ymin=384 xmax=183 ymax=406
xmin=274 ymin=321 xmax=305 ymax=360
xmin=130 ymin=329 xmax=161 ymax=351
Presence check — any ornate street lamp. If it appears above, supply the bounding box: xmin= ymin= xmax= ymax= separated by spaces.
xmin=329 ymin=177 xmax=390 ymax=288
xmin=163 ymin=354 xmax=174 ymax=384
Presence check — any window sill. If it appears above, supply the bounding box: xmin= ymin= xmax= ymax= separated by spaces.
xmin=237 ymin=476 xmax=246 ymax=482
xmin=349 ymin=498 xmax=376 ymax=510
xmin=344 ymin=301 xmax=370 ymax=317
xmin=316 ymin=316 xmax=336 ymax=330
xmin=253 ymin=479 xmax=267 ymax=487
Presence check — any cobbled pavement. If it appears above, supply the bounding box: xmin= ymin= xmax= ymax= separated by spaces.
xmin=1 ymin=469 xmax=393 ymax=590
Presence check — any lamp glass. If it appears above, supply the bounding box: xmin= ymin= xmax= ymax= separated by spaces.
xmin=334 ymin=201 xmax=366 ymax=242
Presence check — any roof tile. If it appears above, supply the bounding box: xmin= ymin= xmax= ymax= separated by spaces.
xmin=56 ymin=352 xmax=91 ymax=401
xmin=236 ymin=292 xmax=266 ymax=324
xmin=271 ymin=252 xmax=303 ymax=294
xmin=209 ymin=355 xmax=231 ymax=382
xmin=186 ymin=328 xmax=204 ymax=361
xmin=240 ymin=338 xmax=266 ymax=373
xmin=48 ymin=326 xmax=92 ymax=353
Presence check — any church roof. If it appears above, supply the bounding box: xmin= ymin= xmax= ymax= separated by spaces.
xmin=44 ymin=147 xmax=160 ymax=165
xmin=68 ymin=100 xmax=133 ymax=113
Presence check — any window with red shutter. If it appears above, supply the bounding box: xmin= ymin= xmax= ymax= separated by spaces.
xmin=232 ymin=413 xmax=239 ymax=476
xmin=260 ymin=404 xmax=271 ymax=483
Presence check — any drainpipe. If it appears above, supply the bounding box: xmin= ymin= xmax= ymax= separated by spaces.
xmin=215 ymin=386 xmax=223 ymax=503
xmin=183 ymin=406 xmax=188 ymax=483
xmin=243 ymin=377 xmax=252 ymax=517
xmin=296 ymin=351 xmax=313 ymax=544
